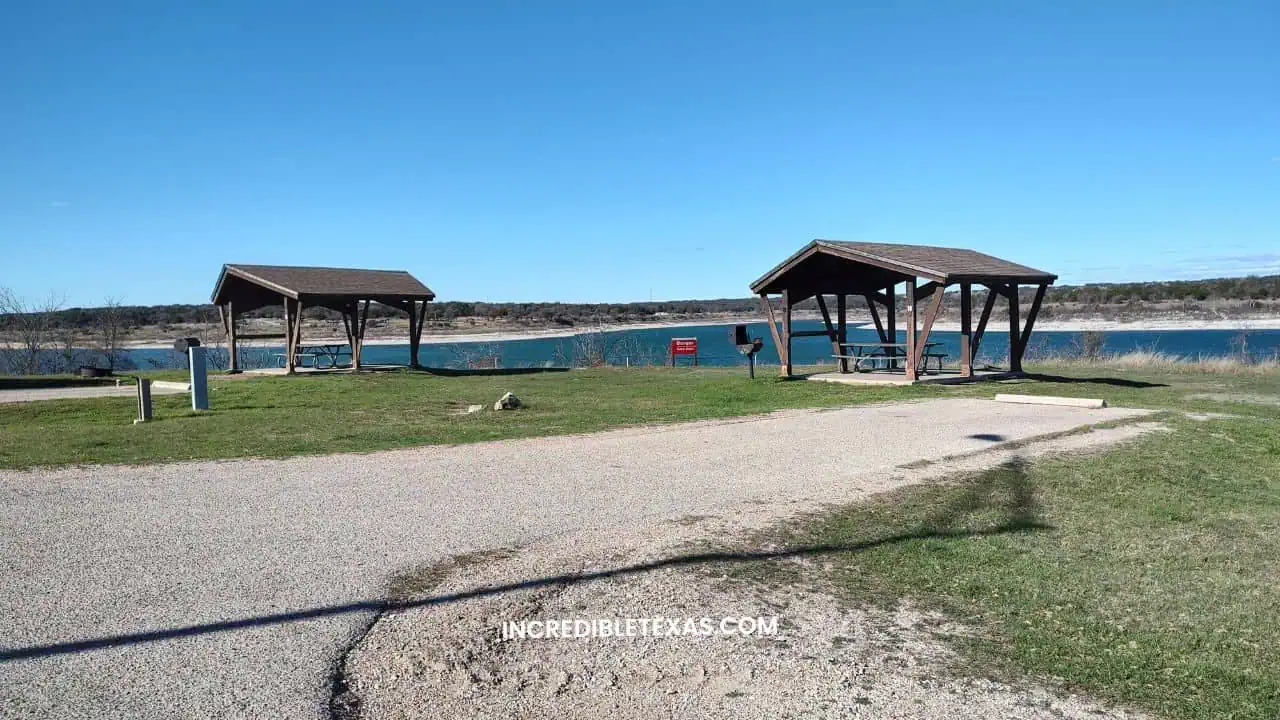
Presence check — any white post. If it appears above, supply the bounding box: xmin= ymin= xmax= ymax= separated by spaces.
xmin=189 ymin=346 xmax=209 ymax=411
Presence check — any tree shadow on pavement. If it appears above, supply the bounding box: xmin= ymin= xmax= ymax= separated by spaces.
xmin=1020 ymin=372 xmax=1168 ymax=389
xmin=1 ymin=459 xmax=1047 ymax=663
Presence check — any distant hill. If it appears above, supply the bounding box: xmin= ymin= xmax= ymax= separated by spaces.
xmin=5 ymin=274 xmax=1280 ymax=332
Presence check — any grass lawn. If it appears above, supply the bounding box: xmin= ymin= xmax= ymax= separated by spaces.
xmin=0 ymin=366 xmax=958 ymax=468
xmin=727 ymin=367 xmax=1280 ymax=720
xmin=4 ymin=362 xmax=1277 ymax=469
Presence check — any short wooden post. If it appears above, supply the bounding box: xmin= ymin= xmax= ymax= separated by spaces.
xmin=1008 ymin=284 xmax=1021 ymax=372
xmin=959 ymin=282 xmax=972 ymax=378
xmin=904 ymin=278 xmax=918 ymax=381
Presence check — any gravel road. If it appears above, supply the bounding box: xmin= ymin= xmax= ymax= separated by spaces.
xmin=0 ymin=399 xmax=1147 ymax=718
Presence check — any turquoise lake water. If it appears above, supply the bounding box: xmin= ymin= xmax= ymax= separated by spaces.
xmin=106 ymin=321 xmax=1280 ymax=371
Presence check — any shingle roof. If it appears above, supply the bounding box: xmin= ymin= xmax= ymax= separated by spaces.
xmin=750 ymin=240 xmax=1055 ymax=292
xmin=212 ymin=264 xmax=435 ymax=303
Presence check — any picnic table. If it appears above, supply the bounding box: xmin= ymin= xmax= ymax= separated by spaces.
xmin=273 ymin=344 xmax=353 ymax=369
xmin=834 ymin=342 xmax=947 ymax=373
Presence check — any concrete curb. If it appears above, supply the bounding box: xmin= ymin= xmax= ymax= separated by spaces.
xmin=994 ymin=393 xmax=1106 ymax=409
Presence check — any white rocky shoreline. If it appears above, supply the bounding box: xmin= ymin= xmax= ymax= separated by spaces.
xmin=110 ymin=314 xmax=1280 ymax=350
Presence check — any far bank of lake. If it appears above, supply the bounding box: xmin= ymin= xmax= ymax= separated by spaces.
xmin=112 ymin=320 xmax=1280 ymax=371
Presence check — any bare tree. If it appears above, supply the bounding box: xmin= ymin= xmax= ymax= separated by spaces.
xmin=1230 ymin=323 xmax=1255 ymax=365
xmin=55 ymin=324 xmax=83 ymax=374
xmin=0 ymin=287 xmax=65 ymax=375
xmin=95 ymin=296 xmax=134 ymax=371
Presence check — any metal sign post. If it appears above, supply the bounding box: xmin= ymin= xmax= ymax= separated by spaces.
xmin=175 ymin=337 xmax=209 ymax=411
xmin=189 ymin=346 xmax=209 ymax=410
xmin=134 ymin=378 xmax=152 ymax=423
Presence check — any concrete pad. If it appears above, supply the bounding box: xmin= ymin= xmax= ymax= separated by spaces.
xmin=996 ymin=393 xmax=1107 ymax=409
xmin=806 ymin=369 xmax=1020 ymax=386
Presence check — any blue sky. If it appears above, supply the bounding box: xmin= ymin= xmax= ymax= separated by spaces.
xmin=1 ymin=1 xmax=1276 ymax=307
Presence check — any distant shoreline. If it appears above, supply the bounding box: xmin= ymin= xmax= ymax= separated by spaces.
xmin=106 ymin=315 xmax=1280 ymax=350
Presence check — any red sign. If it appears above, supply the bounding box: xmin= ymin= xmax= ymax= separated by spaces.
xmin=669 ymin=338 xmax=698 ymax=355
xmin=669 ymin=337 xmax=698 ymax=366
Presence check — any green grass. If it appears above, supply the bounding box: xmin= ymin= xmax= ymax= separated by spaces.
xmin=0 ymin=367 xmax=960 ymax=468
xmin=725 ymin=368 xmax=1280 ymax=720
xmin=5 ymin=362 xmax=1278 ymax=469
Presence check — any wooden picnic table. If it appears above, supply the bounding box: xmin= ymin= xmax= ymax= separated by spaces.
xmin=274 ymin=344 xmax=353 ymax=369
xmin=834 ymin=341 xmax=946 ymax=373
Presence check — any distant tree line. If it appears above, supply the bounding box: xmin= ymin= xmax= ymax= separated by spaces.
xmin=3 ymin=274 xmax=1278 ymax=334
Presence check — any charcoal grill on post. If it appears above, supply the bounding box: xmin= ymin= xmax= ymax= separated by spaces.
xmin=732 ymin=324 xmax=764 ymax=379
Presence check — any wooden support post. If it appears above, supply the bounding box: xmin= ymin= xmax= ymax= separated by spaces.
xmin=781 ymin=289 xmax=793 ymax=378
xmin=815 ymin=295 xmax=841 ymax=368
xmin=1016 ymin=282 xmax=1048 ymax=372
xmin=904 ymin=279 xmax=918 ymax=381
xmin=282 ymin=298 xmax=297 ymax=374
xmin=836 ymin=294 xmax=848 ymax=373
xmin=759 ymin=293 xmax=786 ymax=370
xmin=913 ymin=283 xmax=946 ymax=371
xmin=411 ymin=300 xmax=427 ymax=368
xmin=407 ymin=301 xmax=419 ymax=368
xmin=864 ymin=294 xmax=887 ymax=343
xmin=1008 ymin=284 xmax=1021 ymax=372
xmin=228 ymin=301 xmax=239 ymax=373
xmin=353 ymin=300 xmax=370 ymax=371
xmin=959 ymin=282 xmax=972 ymax=378
xmin=972 ymin=285 xmax=999 ymax=364
xmin=914 ymin=281 xmax=943 ymax=302
xmin=342 ymin=307 xmax=355 ymax=350
xmin=885 ymin=284 xmax=897 ymax=366
xmin=293 ymin=300 xmax=305 ymax=367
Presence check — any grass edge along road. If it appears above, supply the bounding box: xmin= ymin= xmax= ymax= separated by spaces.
xmin=1 ymin=367 xmax=932 ymax=468
xmin=716 ymin=395 xmax=1279 ymax=720
xmin=3 ymin=362 xmax=1279 ymax=469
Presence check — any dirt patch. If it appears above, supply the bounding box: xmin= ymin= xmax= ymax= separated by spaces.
xmin=1189 ymin=392 xmax=1280 ymax=407
xmin=338 ymin=425 xmax=1157 ymax=719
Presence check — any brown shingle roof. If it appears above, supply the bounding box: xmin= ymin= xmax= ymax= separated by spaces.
xmin=750 ymin=240 xmax=1055 ymax=292
xmin=212 ymin=264 xmax=435 ymax=303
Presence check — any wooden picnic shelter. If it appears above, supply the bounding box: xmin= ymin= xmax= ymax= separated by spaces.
xmin=210 ymin=264 xmax=436 ymax=373
xmin=750 ymin=241 xmax=1056 ymax=381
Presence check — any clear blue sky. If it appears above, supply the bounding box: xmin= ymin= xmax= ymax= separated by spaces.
xmin=1 ymin=1 xmax=1276 ymax=307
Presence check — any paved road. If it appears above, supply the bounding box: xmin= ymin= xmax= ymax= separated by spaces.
xmin=0 ymin=399 xmax=1145 ymax=718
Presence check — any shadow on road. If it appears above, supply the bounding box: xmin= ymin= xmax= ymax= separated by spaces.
xmin=1 ymin=460 xmax=1046 ymax=663
xmin=1020 ymin=372 xmax=1168 ymax=389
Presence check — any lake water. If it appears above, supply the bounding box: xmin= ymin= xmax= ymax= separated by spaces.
xmin=105 ymin=321 xmax=1280 ymax=371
